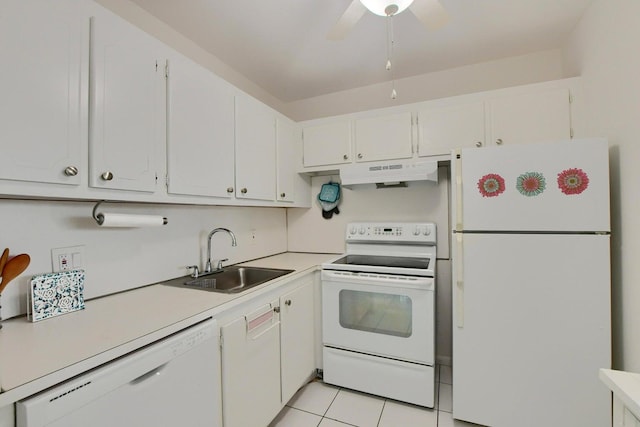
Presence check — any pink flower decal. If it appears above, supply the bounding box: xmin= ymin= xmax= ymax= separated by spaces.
xmin=477 ymin=173 xmax=505 ymax=197
xmin=557 ymin=168 xmax=589 ymax=195
xmin=516 ymin=172 xmax=546 ymax=197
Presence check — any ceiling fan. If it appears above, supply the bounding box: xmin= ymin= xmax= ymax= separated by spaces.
xmin=328 ymin=0 xmax=450 ymax=40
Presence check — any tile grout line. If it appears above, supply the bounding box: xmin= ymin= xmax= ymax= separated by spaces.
xmin=376 ymin=399 xmax=388 ymax=427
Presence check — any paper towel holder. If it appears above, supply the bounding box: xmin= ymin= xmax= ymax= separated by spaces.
xmin=92 ymin=201 xmax=168 ymax=226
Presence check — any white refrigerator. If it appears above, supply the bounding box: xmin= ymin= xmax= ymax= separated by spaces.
xmin=451 ymin=138 xmax=611 ymax=427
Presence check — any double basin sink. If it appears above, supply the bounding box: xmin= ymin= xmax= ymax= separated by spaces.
xmin=164 ymin=265 xmax=294 ymax=294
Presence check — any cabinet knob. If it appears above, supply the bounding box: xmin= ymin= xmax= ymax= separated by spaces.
xmin=227 ymin=187 xmax=234 ymax=193
xmin=274 ymin=306 xmax=281 ymax=313
xmin=64 ymin=166 xmax=78 ymax=176
xmin=343 ymin=154 xmax=348 ymax=160
xmin=241 ymin=188 xmax=248 ymax=194
xmin=357 ymin=153 xmax=363 ymax=159
xmin=475 ymin=141 xmax=483 ymax=148
xmin=280 ymin=192 xmax=286 ymax=198
xmin=101 ymin=171 xmax=114 ymax=181
xmin=496 ymin=138 xmax=503 ymax=145
xmin=285 ymin=299 xmax=292 ymax=306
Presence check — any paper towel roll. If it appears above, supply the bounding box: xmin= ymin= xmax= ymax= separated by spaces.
xmin=96 ymin=213 xmax=167 ymax=227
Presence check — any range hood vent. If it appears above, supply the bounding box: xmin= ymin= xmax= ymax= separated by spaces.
xmin=340 ymin=159 xmax=438 ymax=186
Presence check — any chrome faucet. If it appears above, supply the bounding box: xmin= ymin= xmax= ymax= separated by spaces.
xmin=205 ymin=228 xmax=237 ymax=273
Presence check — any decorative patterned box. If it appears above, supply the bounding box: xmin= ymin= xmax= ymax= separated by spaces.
xmin=28 ymin=269 xmax=85 ymax=322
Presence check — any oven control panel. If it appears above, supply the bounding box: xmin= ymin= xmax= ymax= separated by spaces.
xmin=346 ymin=222 xmax=436 ymax=243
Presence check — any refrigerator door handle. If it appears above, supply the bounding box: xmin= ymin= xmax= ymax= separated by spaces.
xmin=455 ymin=232 xmax=464 ymax=328
xmin=454 ymin=149 xmax=463 ymax=231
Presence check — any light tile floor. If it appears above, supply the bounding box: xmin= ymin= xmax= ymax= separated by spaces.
xmin=270 ymin=365 xmax=479 ymax=427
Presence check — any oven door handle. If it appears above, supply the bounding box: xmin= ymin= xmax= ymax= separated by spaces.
xmin=321 ymin=270 xmax=434 ymax=289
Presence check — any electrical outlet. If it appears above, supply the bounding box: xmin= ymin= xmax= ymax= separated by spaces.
xmin=51 ymin=245 xmax=85 ymax=272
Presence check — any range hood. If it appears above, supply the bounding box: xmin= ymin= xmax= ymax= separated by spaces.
xmin=340 ymin=159 xmax=438 ymax=186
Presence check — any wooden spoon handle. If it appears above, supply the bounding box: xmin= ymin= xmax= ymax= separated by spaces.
xmin=0 ymin=248 xmax=9 ymax=276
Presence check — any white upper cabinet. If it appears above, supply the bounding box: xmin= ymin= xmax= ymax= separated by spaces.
xmin=418 ymin=102 xmax=485 ymax=156
xmin=276 ymin=118 xmax=300 ymax=203
xmin=235 ymin=94 xmax=277 ymax=201
xmin=302 ymin=121 xmax=352 ymax=167
xmin=354 ymin=112 xmax=413 ymax=162
xmin=0 ymin=0 xmax=84 ymax=186
xmin=88 ymin=5 xmax=164 ymax=193
xmin=487 ymin=87 xmax=572 ymax=146
xmin=166 ymin=54 xmax=235 ymax=198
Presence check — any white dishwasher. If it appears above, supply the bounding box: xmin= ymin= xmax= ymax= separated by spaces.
xmin=16 ymin=318 xmax=222 ymax=427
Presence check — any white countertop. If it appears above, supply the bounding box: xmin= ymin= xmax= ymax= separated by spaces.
xmin=600 ymin=368 xmax=640 ymax=418
xmin=0 ymin=252 xmax=336 ymax=406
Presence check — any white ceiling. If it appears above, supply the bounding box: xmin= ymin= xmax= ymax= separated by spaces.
xmin=128 ymin=0 xmax=593 ymax=103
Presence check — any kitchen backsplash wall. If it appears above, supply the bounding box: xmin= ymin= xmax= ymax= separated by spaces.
xmin=0 ymin=199 xmax=287 ymax=319
xmin=287 ymin=166 xmax=450 ymax=256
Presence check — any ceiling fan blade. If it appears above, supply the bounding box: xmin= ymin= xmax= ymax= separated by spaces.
xmin=409 ymin=0 xmax=450 ymax=31
xmin=327 ymin=0 xmax=367 ymax=40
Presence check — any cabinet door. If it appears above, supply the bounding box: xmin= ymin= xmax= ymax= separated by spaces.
xmin=0 ymin=0 xmax=83 ymax=186
xmin=488 ymin=88 xmax=571 ymax=146
xmin=166 ymin=55 xmax=235 ymax=198
xmin=302 ymin=121 xmax=352 ymax=167
xmin=418 ymin=102 xmax=485 ymax=156
xmin=235 ymin=94 xmax=276 ymax=201
xmin=89 ymin=6 xmax=163 ymax=192
xmin=354 ymin=112 xmax=413 ymax=162
xmin=276 ymin=118 xmax=299 ymax=203
xmin=221 ymin=303 xmax=281 ymax=427
xmin=280 ymin=279 xmax=316 ymax=403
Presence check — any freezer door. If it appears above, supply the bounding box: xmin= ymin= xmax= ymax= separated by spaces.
xmin=455 ymin=138 xmax=610 ymax=232
xmin=452 ymin=233 xmax=611 ymax=427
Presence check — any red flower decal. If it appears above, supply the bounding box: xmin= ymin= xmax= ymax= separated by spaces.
xmin=477 ymin=173 xmax=506 ymax=197
xmin=557 ymin=168 xmax=589 ymax=195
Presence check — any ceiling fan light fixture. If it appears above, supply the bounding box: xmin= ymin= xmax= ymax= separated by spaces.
xmin=359 ymin=0 xmax=414 ymax=16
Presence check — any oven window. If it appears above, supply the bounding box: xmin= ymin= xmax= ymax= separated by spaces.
xmin=338 ymin=290 xmax=412 ymax=338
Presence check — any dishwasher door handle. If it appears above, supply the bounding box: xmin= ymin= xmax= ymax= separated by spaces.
xmin=129 ymin=362 xmax=168 ymax=385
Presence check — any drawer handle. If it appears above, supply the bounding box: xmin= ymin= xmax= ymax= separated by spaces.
xmin=64 ymin=166 xmax=78 ymax=176
xmin=357 ymin=153 xmax=363 ymax=159
xmin=496 ymin=138 xmax=503 ymax=145
xmin=285 ymin=299 xmax=292 ymax=306
xmin=475 ymin=141 xmax=482 ymax=148
xmin=101 ymin=171 xmax=114 ymax=181
xmin=241 ymin=188 xmax=247 ymax=194
xmin=343 ymin=154 xmax=348 ymax=160
xmin=280 ymin=192 xmax=286 ymax=198
xmin=227 ymin=187 xmax=234 ymax=193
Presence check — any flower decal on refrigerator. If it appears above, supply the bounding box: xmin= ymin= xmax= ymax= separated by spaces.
xmin=477 ymin=173 xmax=506 ymax=197
xmin=516 ymin=172 xmax=546 ymax=197
xmin=557 ymin=168 xmax=589 ymax=195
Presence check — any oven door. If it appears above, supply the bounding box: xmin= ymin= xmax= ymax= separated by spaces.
xmin=321 ymin=270 xmax=434 ymax=365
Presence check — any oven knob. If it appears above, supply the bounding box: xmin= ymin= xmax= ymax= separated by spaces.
xmin=413 ymin=227 xmax=420 ymax=236
xmin=359 ymin=227 xmax=366 ymax=235
xmin=424 ymin=227 xmax=431 ymax=236
xmin=350 ymin=227 xmax=357 ymax=235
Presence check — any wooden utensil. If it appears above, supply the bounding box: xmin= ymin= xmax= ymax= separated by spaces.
xmin=0 ymin=254 xmax=30 ymax=293
xmin=0 ymin=248 xmax=8 ymax=276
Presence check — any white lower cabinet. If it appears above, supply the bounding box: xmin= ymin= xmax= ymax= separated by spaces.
xmin=221 ymin=302 xmax=282 ymax=427
xmin=221 ymin=277 xmax=316 ymax=427
xmin=279 ymin=277 xmax=316 ymax=403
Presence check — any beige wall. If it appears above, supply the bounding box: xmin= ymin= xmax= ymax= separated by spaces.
xmin=564 ymin=0 xmax=640 ymax=371
xmin=0 ymin=200 xmax=287 ymax=320
xmin=282 ymin=49 xmax=567 ymax=121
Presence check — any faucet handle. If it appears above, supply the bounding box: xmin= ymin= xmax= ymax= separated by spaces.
xmin=186 ymin=265 xmax=200 ymax=278
xmin=216 ymin=258 xmax=229 ymax=270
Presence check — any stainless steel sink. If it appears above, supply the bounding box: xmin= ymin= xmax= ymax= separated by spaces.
xmin=165 ymin=266 xmax=294 ymax=293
